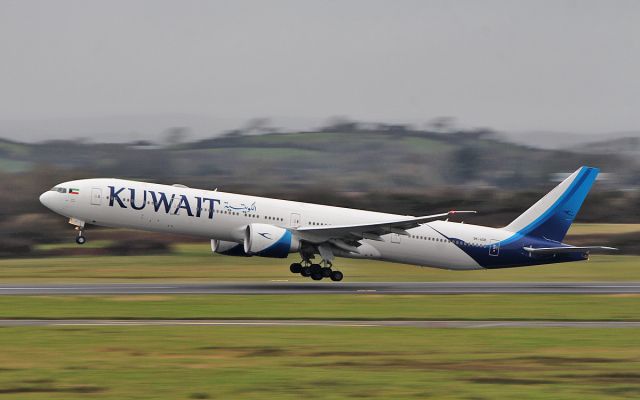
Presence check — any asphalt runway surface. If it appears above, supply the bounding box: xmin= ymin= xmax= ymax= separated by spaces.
xmin=0 ymin=319 xmax=638 ymax=328
xmin=1 ymin=282 xmax=640 ymax=295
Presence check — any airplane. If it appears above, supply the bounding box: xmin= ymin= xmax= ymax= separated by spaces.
xmin=39 ymin=166 xmax=616 ymax=281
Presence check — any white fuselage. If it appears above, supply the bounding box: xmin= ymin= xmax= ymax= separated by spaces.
xmin=39 ymin=178 xmax=527 ymax=270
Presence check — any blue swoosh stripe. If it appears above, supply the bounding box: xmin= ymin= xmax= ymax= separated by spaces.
xmin=502 ymin=167 xmax=596 ymax=245
xmin=255 ymin=230 xmax=292 ymax=258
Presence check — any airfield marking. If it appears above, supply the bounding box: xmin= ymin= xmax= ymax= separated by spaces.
xmin=0 ymin=286 xmax=175 ymax=290
xmin=52 ymin=321 xmax=379 ymax=327
xmin=1 ymin=282 xmax=640 ymax=295
xmin=468 ymin=322 xmax=511 ymax=328
xmin=1 ymin=319 xmax=640 ymax=328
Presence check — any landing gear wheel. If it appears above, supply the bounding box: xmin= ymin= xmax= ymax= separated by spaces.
xmin=310 ymin=271 xmax=323 ymax=281
xmin=290 ymin=263 xmax=302 ymax=274
xmin=301 ymin=266 xmax=311 ymax=277
xmin=321 ymin=267 xmax=332 ymax=278
xmin=330 ymin=270 xmax=344 ymax=282
xmin=310 ymin=264 xmax=322 ymax=274
xmin=76 ymin=235 xmax=86 ymax=245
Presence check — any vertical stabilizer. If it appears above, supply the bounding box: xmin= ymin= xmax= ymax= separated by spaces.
xmin=504 ymin=166 xmax=599 ymax=242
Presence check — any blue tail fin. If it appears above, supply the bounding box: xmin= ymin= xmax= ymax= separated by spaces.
xmin=504 ymin=166 xmax=599 ymax=242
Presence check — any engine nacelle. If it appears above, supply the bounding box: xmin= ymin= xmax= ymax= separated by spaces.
xmin=244 ymin=223 xmax=299 ymax=258
xmin=211 ymin=239 xmax=250 ymax=257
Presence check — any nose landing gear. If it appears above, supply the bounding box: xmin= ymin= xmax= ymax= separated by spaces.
xmin=69 ymin=218 xmax=87 ymax=245
xmin=75 ymin=233 xmax=87 ymax=245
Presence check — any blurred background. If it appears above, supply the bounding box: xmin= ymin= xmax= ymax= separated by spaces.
xmin=1 ymin=0 xmax=639 ymax=256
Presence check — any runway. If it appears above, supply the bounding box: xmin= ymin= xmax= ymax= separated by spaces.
xmin=0 ymin=282 xmax=640 ymax=295
xmin=0 ymin=319 xmax=638 ymax=328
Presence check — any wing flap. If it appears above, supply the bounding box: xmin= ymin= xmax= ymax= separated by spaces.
xmin=295 ymin=210 xmax=476 ymax=243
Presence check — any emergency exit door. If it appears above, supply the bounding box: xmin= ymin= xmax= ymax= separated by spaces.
xmin=290 ymin=213 xmax=301 ymax=228
xmin=391 ymin=233 xmax=401 ymax=244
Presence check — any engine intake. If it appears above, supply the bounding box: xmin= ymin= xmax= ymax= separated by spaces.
xmin=244 ymin=223 xmax=299 ymax=258
xmin=211 ymin=239 xmax=250 ymax=257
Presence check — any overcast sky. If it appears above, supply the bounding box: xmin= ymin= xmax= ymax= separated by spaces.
xmin=1 ymin=0 xmax=639 ymax=140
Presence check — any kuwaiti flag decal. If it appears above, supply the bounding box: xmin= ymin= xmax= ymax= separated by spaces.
xmin=69 ymin=188 xmax=80 ymax=195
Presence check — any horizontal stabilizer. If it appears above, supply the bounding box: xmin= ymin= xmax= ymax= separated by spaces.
xmin=523 ymin=246 xmax=618 ymax=254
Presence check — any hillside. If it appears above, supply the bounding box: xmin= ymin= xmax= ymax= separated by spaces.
xmin=573 ymin=136 xmax=640 ymax=156
xmin=180 ymin=130 xmax=637 ymax=192
xmin=3 ymin=129 xmax=633 ymax=194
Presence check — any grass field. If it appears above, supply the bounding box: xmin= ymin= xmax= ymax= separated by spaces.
xmin=2 ymin=249 xmax=638 ymax=283
xmin=567 ymin=223 xmax=640 ymax=235
xmin=1 ymin=224 xmax=638 ymax=399
xmin=0 ymin=294 xmax=639 ymax=320
xmin=0 ymin=326 xmax=638 ymax=399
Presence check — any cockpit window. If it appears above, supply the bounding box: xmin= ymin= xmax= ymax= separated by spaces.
xmin=49 ymin=187 xmax=67 ymax=193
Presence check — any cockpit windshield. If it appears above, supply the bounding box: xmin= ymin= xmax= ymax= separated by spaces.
xmin=49 ymin=187 xmax=67 ymax=193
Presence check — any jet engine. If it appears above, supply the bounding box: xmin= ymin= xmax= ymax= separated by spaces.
xmin=243 ymin=223 xmax=300 ymax=258
xmin=211 ymin=239 xmax=250 ymax=257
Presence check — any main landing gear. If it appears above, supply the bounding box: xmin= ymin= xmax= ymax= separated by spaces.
xmin=290 ymin=261 xmax=343 ymax=281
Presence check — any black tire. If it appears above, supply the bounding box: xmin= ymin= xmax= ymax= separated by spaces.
xmin=311 ymin=272 xmax=323 ymax=281
xmin=290 ymin=263 xmax=302 ymax=274
xmin=321 ymin=267 xmax=332 ymax=278
xmin=330 ymin=270 xmax=344 ymax=282
xmin=76 ymin=235 xmax=86 ymax=245
xmin=310 ymin=264 xmax=322 ymax=274
xmin=301 ymin=266 xmax=311 ymax=277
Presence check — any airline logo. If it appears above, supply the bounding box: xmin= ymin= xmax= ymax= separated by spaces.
xmin=69 ymin=188 xmax=80 ymax=195
xmin=108 ymin=186 xmax=220 ymax=219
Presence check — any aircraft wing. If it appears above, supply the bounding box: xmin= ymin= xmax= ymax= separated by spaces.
xmin=523 ymin=246 xmax=618 ymax=254
xmin=295 ymin=210 xmax=476 ymax=243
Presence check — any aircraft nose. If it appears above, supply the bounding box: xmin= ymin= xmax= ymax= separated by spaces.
xmin=39 ymin=191 xmax=53 ymax=209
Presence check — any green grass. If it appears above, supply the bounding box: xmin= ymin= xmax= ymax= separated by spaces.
xmin=567 ymin=223 xmax=640 ymax=235
xmin=1 ymin=248 xmax=638 ymax=282
xmin=232 ymin=131 xmax=348 ymax=146
xmin=0 ymin=139 xmax=30 ymax=156
xmin=2 ymin=221 xmax=639 ymax=399
xmin=0 ymin=326 xmax=638 ymax=399
xmin=35 ymin=240 xmax=113 ymax=251
xmin=401 ymin=136 xmax=454 ymax=153
xmin=0 ymin=157 xmax=32 ymax=173
xmin=1 ymin=294 xmax=639 ymax=321
xmin=243 ymin=131 xmax=377 ymax=146
xmin=185 ymin=146 xmax=323 ymax=160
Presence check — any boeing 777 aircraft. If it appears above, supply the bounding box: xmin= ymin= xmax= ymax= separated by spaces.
xmin=39 ymin=166 xmax=615 ymax=281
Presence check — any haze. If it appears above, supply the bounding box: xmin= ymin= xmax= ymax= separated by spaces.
xmin=1 ymin=0 xmax=639 ymax=141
